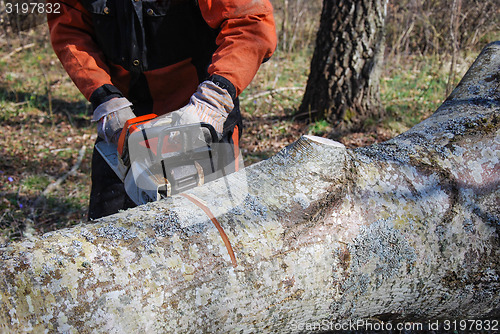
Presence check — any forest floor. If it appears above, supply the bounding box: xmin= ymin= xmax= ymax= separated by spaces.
xmin=0 ymin=26 xmax=477 ymax=242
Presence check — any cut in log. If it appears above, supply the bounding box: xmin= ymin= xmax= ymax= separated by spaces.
xmin=1 ymin=42 xmax=499 ymax=333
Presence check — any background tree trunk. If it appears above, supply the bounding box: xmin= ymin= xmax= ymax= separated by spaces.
xmin=1 ymin=42 xmax=499 ymax=333
xmin=299 ymin=0 xmax=388 ymax=134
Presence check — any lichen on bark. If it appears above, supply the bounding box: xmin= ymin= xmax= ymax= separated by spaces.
xmin=1 ymin=42 xmax=499 ymax=333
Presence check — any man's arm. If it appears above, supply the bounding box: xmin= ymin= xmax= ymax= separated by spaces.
xmin=48 ymin=0 xmax=135 ymax=143
xmin=47 ymin=0 xmax=121 ymax=106
xmin=155 ymin=0 xmax=277 ymax=137
xmin=199 ymin=0 xmax=277 ymax=97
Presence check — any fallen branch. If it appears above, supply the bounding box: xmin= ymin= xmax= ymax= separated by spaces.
xmin=25 ymin=145 xmax=87 ymax=237
xmin=242 ymin=86 xmax=305 ymax=102
xmin=0 ymin=42 xmax=34 ymax=61
xmin=1 ymin=42 xmax=500 ymax=332
xmin=40 ymin=145 xmax=86 ymax=198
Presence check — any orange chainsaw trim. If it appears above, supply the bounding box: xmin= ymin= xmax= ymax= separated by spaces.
xmin=233 ymin=125 xmax=240 ymax=172
xmin=117 ymin=114 xmax=158 ymax=156
xmin=137 ymin=136 xmax=182 ymax=156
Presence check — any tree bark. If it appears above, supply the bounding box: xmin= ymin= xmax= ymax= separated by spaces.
xmin=1 ymin=42 xmax=500 ymax=333
xmin=299 ymin=0 xmax=387 ymax=133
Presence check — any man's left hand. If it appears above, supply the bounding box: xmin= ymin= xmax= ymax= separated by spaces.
xmin=151 ymin=80 xmax=234 ymax=139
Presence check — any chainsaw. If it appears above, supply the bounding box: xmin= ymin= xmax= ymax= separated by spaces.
xmin=95 ymin=114 xmax=225 ymax=205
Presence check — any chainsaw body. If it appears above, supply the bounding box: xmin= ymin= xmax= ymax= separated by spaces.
xmin=96 ymin=114 xmax=222 ymax=205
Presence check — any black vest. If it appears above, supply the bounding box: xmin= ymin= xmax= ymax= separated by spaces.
xmin=80 ymin=0 xmax=219 ymax=104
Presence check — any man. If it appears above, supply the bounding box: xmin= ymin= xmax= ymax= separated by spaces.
xmin=47 ymin=0 xmax=277 ymax=219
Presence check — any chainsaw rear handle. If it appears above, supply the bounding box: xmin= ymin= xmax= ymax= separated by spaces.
xmin=156 ymin=122 xmax=218 ymax=161
xmin=117 ymin=113 xmax=218 ymax=164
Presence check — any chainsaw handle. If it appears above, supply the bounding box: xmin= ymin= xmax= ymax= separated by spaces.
xmin=200 ymin=123 xmax=218 ymax=144
xmin=156 ymin=122 xmax=218 ymax=162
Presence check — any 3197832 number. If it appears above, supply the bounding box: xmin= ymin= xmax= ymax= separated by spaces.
xmin=443 ymin=319 xmax=499 ymax=331
xmin=5 ymin=2 xmax=61 ymax=14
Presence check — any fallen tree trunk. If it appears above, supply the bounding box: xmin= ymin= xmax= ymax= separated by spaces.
xmin=1 ymin=42 xmax=499 ymax=333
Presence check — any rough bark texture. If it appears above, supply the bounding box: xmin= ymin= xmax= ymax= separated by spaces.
xmin=299 ymin=0 xmax=387 ymax=131
xmin=1 ymin=42 xmax=499 ymax=333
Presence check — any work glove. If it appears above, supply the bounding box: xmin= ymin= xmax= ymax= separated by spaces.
xmin=92 ymin=97 xmax=136 ymax=144
xmin=150 ymin=80 xmax=234 ymax=139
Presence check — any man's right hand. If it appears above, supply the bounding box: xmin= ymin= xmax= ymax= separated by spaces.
xmin=92 ymin=98 xmax=136 ymax=144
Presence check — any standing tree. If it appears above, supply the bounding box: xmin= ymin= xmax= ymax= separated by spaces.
xmin=299 ymin=0 xmax=388 ymax=133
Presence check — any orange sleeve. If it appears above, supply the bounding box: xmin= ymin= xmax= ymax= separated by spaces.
xmin=47 ymin=0 xmax=114 ymax=101
xmin=198 ymin=0 xmax=277 ymax=97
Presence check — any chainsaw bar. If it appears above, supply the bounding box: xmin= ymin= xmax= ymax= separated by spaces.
xmin=95 ymin=141 xmax=129 ymax=181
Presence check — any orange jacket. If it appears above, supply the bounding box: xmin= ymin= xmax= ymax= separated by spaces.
xmin=47 ymin=0 xmax=276 ymax=115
